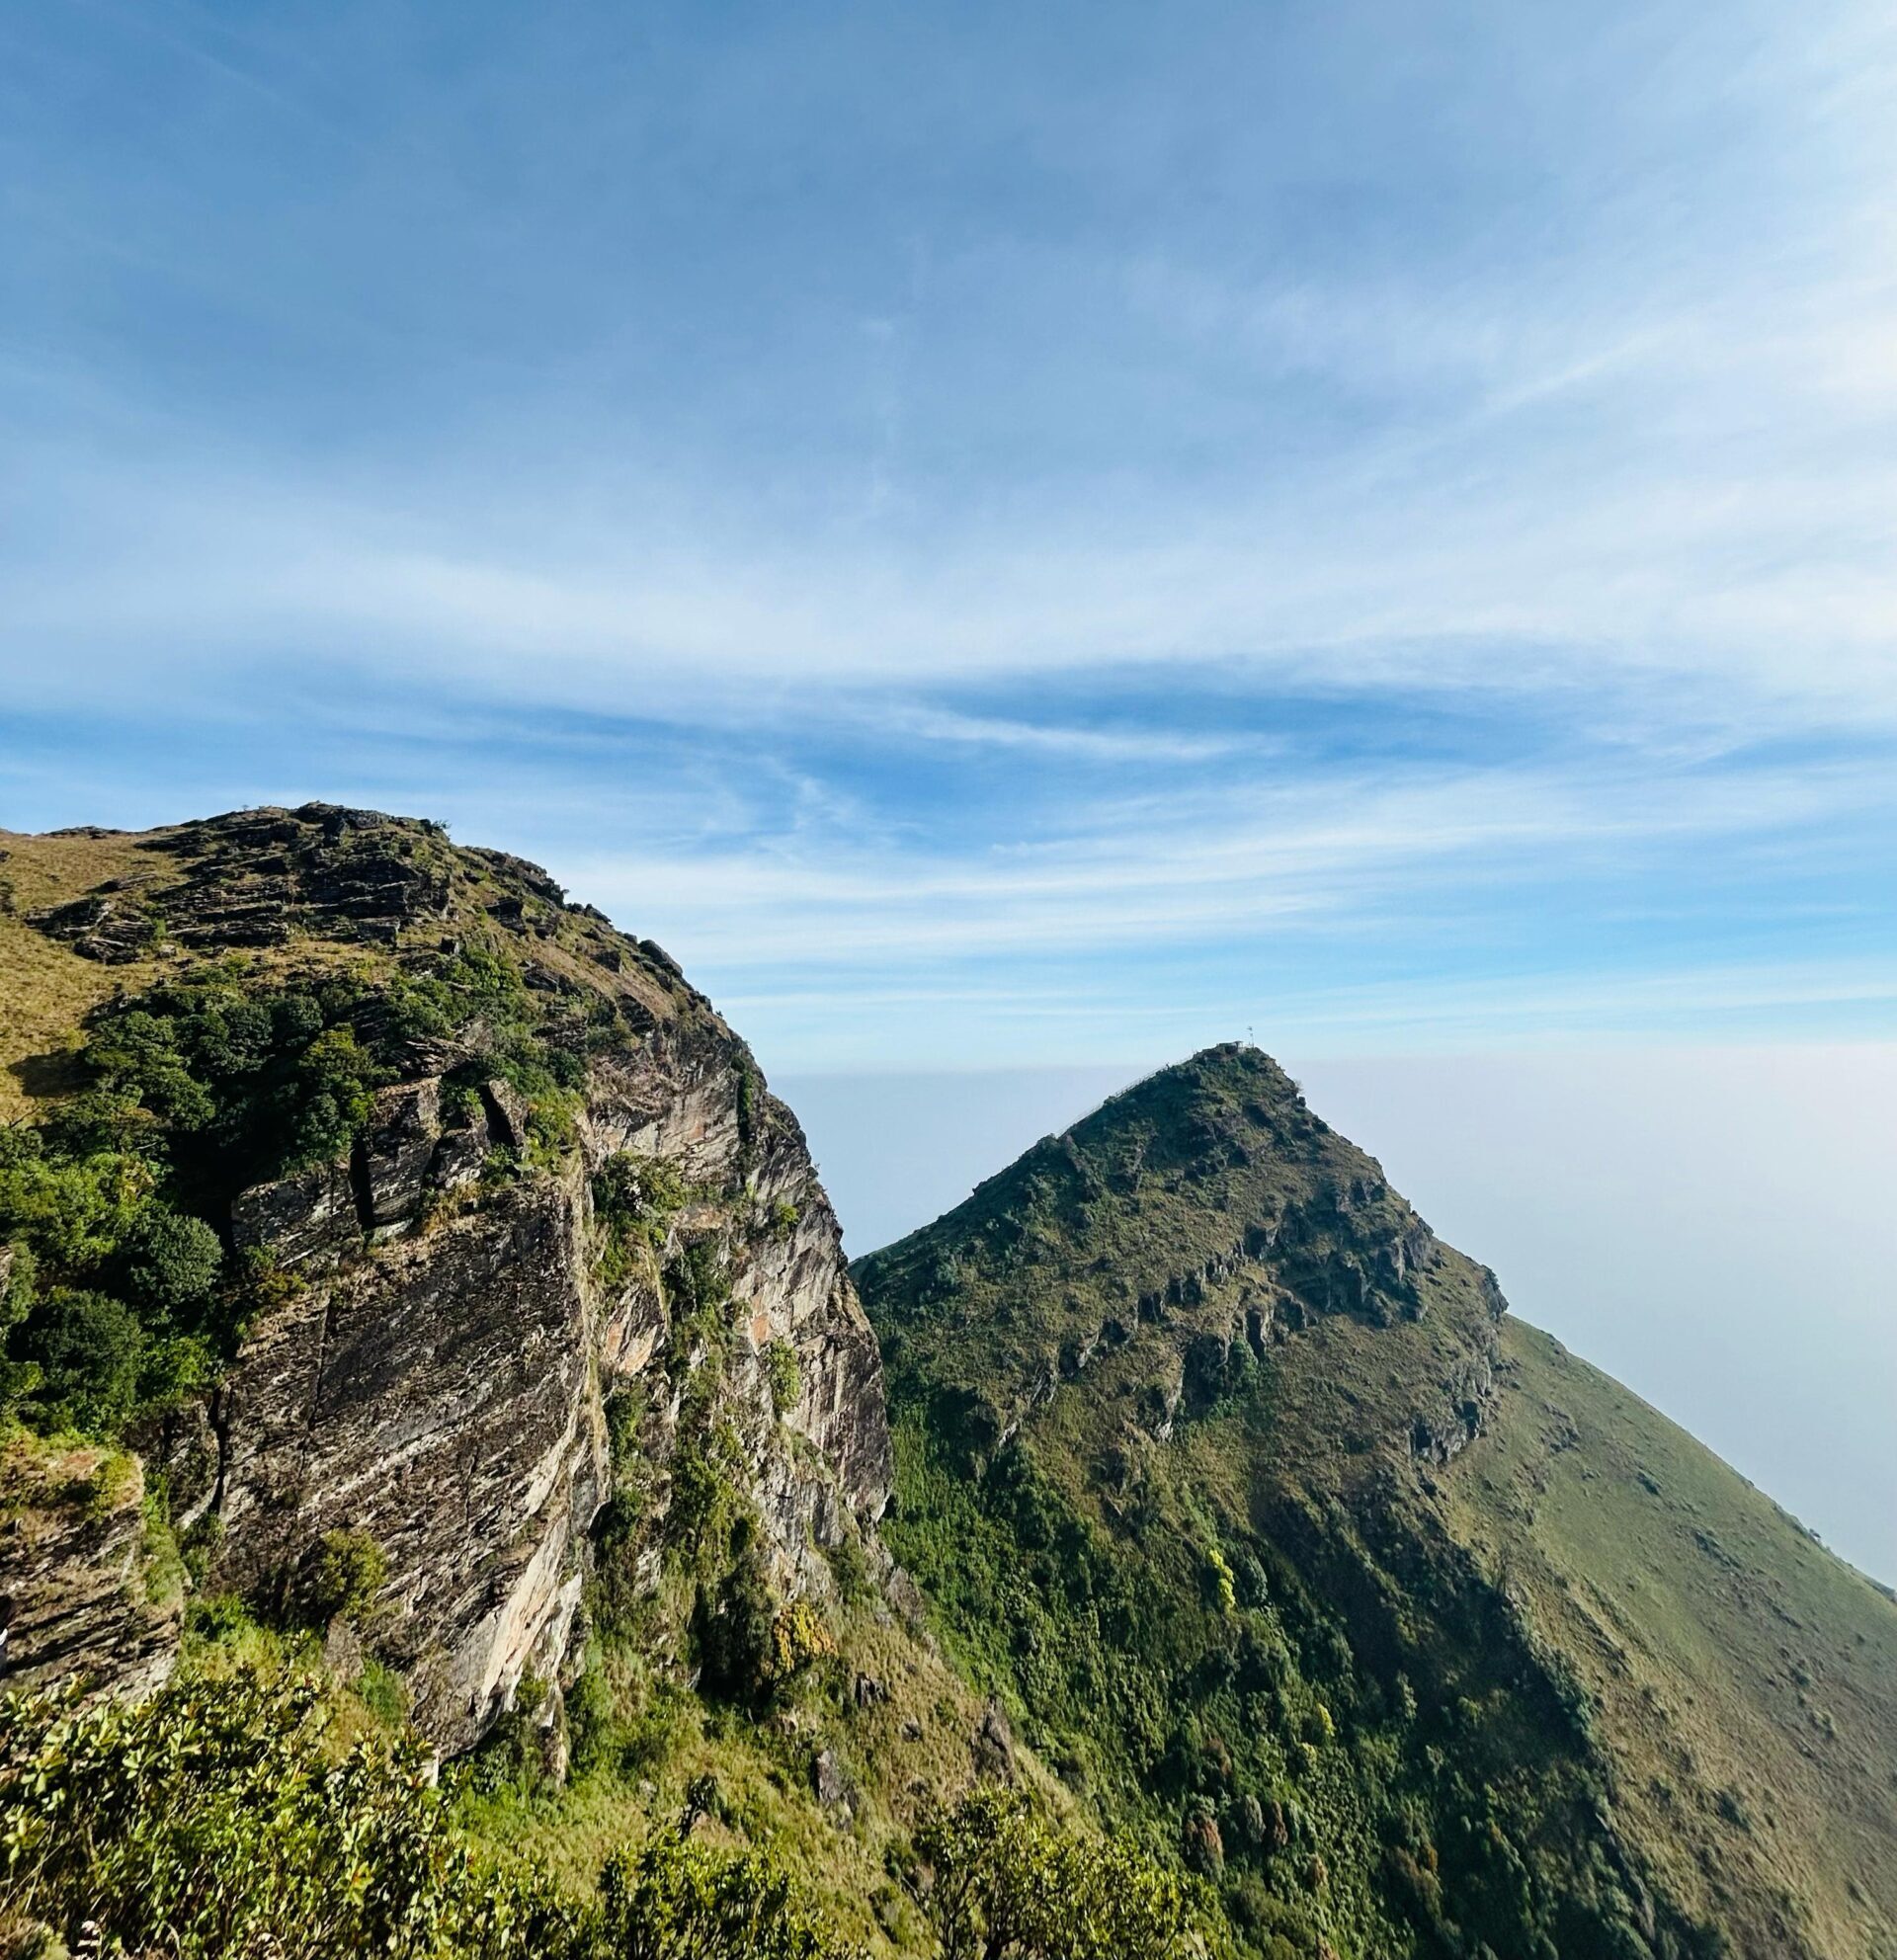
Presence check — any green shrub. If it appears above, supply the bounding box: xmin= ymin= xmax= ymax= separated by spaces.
xmin=459 ymin=1681 xmax=556 ymax=1799
xmin=564 ymin=1658 xmax=619 ymax=1775
xmin=1 ymin=1665 xmax=915 ymax=1959
xmin=822 ymin=1532 xmax=875 ymax=1606
xmin=184 ymin=1590 xmax=255 ymax=1643
xmin=0 ymin=1655 xmax=1243 ymax=1960
xmin=0 ymin=1671 xmax=585 ymax=1959
xmin=694 ymin=1522 xmax=778 ymax=1703
xmin=0 ymin=1134 xmax=148 ymax=1275
xmin=18 ymin=1287 xmax=145 ymax=1431
xmin=1 ymin=939 xmax=667 ymax=1441
xmin=0 ymin=969 xmax=398 ymax=1436
xmin=356 ymin=1660 xmax=413 ymax=1729
xmin=668 ymin=1240 xmax=731 ymax=1318
xmin=592 ymin=1154 xmax=690 ymax=1288
xmin=78 ymin=973 xmax=386 ymax=1191
xmin=137 ymin=1329 xmax=218 ymax=1416
xmin=304 ymin=1526 xmax=390 ymax=1624
xmin=916 ymin=1786 xmax=1196 ymax=1960
xmin=617 ymin=1685 xmax=698 ymax=1774
xmin=605 ymin=1386 xmax=647 ymax=1475
xmin=597 ymin=1831 xmax=857 ymax=1960
xmin=764 ymin=1341 xmax=801 ymax=1416
xmin=79 ymin=1446 xmax=140 ymax=1520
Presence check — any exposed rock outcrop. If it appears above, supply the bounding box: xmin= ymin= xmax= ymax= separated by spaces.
xmin=0 ymin=1439 xmax=179 ymax=1698
xmin=947 ymin=1176 xmax=1484 ymax=1466
xmin=26 ymin=891 xmax=161 ymax=963
xmin=165 ymin=1026 xmax=891 ymax=1753
xmin=4 ymin=805 xmax=893 ymax=1756
xmin=141 ymin=805 xmax=457 ymax=949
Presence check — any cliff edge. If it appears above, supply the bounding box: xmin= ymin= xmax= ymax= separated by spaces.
xmin=1 ymin=805 xmax=890 ymax=1755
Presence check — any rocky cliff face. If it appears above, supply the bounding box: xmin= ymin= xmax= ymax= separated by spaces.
xmin=0 ymin=1435 xmax=180 ymax=1704
xmin=168 ymin=1034 xmax=888 ymax=1752
xmin=3 ymin=806 xmax=892 ymax=1755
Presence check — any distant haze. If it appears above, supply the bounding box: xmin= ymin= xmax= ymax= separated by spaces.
xmin=782 ymin=1045 xmax=1897 ymax=1587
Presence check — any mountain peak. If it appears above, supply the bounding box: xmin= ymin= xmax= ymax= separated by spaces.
xmin=857 ymin=1042 xmax=1498 ymax=1478
xmin=858 ymin=1050 xmax=1897 ymax=1960
xmin=1055 ymin=1041 xmax=1322 ymax=1167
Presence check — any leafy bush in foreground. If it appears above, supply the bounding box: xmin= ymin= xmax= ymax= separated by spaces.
xmin=0 ymin=1672 xmax=581 ymax=1959
xmin=0 ymin=1672 xmax=1194 ymax=1960
xmin=916 ymin=1785 xmax=1197 ymax=1960
xmin=598 ymin=1835 xmax=858 ymax=1960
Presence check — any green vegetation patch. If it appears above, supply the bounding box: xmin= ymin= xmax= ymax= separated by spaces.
xmin=0 ymin=1656 xmax=1204 ymax=1960
xmin=0 ymin=933 xmax=626 ymax=1443
xmin=862 ymin=1048 xmax=1730 ymax=1960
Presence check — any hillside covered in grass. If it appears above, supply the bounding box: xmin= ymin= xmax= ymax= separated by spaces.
xmin=857 ymin=1045 xmax=1897 ymax=1960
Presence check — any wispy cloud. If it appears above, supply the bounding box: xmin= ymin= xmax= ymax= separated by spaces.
xmin=864 ymin=703 xmax=1246 ymax=764
xmin=557 ymin=753 xmax=1891 ymax=964
xmin=2 ymin=0 xmax=1895 ymax=1066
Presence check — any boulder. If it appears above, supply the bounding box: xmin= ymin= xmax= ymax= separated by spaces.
xmin=429 ymin=1120 xmax=490 ymax=1194
xmin=812 ymin=1747 xmax=856 ymax=1817
xmin=974 ymin=1701 xmax=1015 ymax=1779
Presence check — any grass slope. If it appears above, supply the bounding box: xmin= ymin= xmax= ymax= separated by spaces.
xmin=1452 ymin=1320 xmax=1897 ymax=1958
xmin=857 ymin=1046 xmax=1897 ymax=1960
xmin=0 ymin=828 xmax=175 ymax=1118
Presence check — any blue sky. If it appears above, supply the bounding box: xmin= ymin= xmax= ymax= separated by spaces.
xmin=3 ymin=0 xmax=1896 ymax=1069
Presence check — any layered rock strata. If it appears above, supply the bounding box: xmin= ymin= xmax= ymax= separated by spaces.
xmin=155 ymin=1031 xmax=890 ymax=1752
xmin=4 ymin=806 xmax=891 ymax=1756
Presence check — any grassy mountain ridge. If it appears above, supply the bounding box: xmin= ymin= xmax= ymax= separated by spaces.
xmin=1454 ymin=1320 xmax=1897 ymax=1956
xmin=856 ymin=1045 xmax=1897 ymax=1960
xmin=859 ymin=1045 xmax=1502 ymax=1463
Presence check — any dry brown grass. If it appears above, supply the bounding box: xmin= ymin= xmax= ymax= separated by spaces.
xmin=0 ymin=822 xmax=416 ymax=1121
xmin=0 ymin=827 xmax=183 ymax=1120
